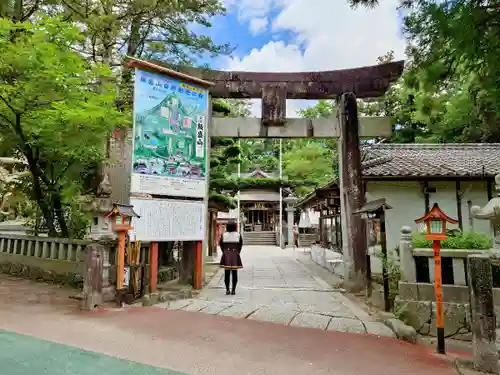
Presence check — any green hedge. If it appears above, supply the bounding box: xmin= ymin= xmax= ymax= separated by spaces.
xmin=412 ymin=231 xmax=492 ymax=250
xmin=210 ymin=177 xmax=317 ymax=192
xmin=208 ymin=193 xmax=236 ymax=209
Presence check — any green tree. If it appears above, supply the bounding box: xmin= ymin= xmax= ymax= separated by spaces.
xmin=283 ymin=140 xmax=335 ymax=196
xmin=0 ymin=17 xmax=125 ymax=236
xmin=402 ymin=0 xmax=500 ymax=142
xmin=351 ymin=0 xmax=500 ymax=143
xmin=298 ymin=100 xmax=336 ymax=119
xmin=209 ymin=99 xmax=245 ymax=193
xmin=50 ymin=0 xmax=231 ymax=74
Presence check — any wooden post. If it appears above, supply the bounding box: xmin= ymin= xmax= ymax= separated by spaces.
xmin=338 ymin=92 xmax=367 ymax=289
xmin=194 ymin=240 xmax=203 ymax=289
xmin=468 ymin=254 xmax=498 ymax=374
xmin=456 ymin=181 xmax=463 ymax=231
xmin=116 ymin=231 xmax=126 ymax=291
xmin=433 ymin=239 xmax=445 ymax=354
xmin=149 ymin=242 xmax=158 ymax=293
xmin=380 ymin=209 xmax=390 ymax=312
xmin=180 ymin=241 xmax=195 ymax=284
xmin=82 ymin=243 xmax=103 ymax=310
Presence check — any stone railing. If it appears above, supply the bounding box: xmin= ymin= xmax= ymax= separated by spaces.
xmin=398 ymin=226 xmax=491 ymax=286
xmin=395 ymin=226 xmax=499 ymax=342
xmin=0 ymin=234 xmax=114 ymax=301
xmin=310 ymin=244 xmax=344 ymax=277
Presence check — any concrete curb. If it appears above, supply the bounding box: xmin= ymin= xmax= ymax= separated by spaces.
xmin=142 ymin=288 xmax=195 ymax=306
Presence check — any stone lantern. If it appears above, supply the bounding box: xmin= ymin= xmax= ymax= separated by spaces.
xmin=470 ymin=173 xmax=500 ymax=256
xmin=88 ymin=173 xmax=115 ymax=241
xmin=284 ymin=195 xmax=297 ymax=247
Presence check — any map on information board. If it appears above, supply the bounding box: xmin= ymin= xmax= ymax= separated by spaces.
xmin=130 ymin=197 xmax=205 ymax=242
xmin=131 ymin=68 xmax=209 ymax=198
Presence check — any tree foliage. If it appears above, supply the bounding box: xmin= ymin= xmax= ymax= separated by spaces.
xmin=0 ymin=17 xmax=126 ymax=236
xmin=0 ymin=1 xmax=232 ymax=234
xmin=346 ymin=0 xmax=500 ymax=143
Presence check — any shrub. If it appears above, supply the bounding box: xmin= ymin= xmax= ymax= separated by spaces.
xmin=412 ymin=231 xmax=492 ymax=250
xmin=374 ymin=252 xmax=402 ymax=303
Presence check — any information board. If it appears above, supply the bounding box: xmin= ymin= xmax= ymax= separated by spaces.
xmin=130 ymin=197 xmax=205 ymax=241
xmin=131 ymin=68 xmax=209 ymax=198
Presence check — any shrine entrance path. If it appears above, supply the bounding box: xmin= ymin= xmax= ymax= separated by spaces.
xmin=158 ymin=246 xmax=394 ymax=335
xmin=0 ymin=249 xmax=458 ymax=375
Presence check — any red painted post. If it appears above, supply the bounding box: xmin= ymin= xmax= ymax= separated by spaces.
xmin=116 ymin=231 xmax=126 ymax=291
xmin=433 ymin=239 xmax=445 ymax=353
xmin=149 ymin=242 xmax=158 ymax=293
xmin=415 ymin=203 xmax=456 ymax=355
xmin=194 ymin=241 xmax=203 ymax=289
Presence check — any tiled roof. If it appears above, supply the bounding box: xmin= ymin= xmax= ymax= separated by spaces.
xmin=362 ymin=143 xmax=500 ymax=178
xmin=231 ymin=169 xmax=278 ymax=179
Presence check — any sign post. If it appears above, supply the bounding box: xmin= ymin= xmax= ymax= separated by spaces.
xmin=126 ymin=57 xmax=213 ymax=293
xmin=415 ymin=203 xmax=458 ymax=354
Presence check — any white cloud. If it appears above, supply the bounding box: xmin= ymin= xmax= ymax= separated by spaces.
xmin=249 ymin=17 xmax=269 ymax=35
xmin=223 ymin=0 xmax=406 ymax=117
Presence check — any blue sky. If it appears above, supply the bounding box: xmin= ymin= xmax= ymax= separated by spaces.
xmin=203 ymin=10 xmax=300 ymax=69
xmin=193 ymin=0 xmax=407 ymax=115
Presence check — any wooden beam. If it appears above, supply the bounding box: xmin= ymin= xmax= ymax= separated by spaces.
xmin=210 ymin=116 xmax=391 ymax=138
xmin=126 ymin=56 xmax=214 ymax=88
xmin=166 ymin=61 xmax=405 ymax=99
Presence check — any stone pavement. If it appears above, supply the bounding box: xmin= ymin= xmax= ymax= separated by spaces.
xmin=0 ymin=262 xmax=461 ymax=375
xmin=0 ymin=305 xmax=460 ymax=375
xmin=157 ymin=246 xmax=394 ymax=336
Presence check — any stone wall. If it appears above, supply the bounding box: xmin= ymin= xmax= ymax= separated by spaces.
xmin=394 ymin=282 xmax=473 ymax=341
xmin=0 ymin=234 xmax=114 ymax=300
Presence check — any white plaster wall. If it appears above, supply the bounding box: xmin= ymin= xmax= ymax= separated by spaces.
xmin=459 ymin=181 xmax=491 ymax=235
xmin=239 ymin=189 xmax=280 ymax=201
xmin=366 ymin=181 xmax=424 ymax=253
xmin=366 ymin=180 xmax=491 ymax=252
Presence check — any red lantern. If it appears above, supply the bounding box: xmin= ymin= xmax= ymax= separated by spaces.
xmin=415 ymin=203 xmax=458 ymax=241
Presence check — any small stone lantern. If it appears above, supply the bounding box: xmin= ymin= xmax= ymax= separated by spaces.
xmin=415 ymin=203 xmax=458 ymax=241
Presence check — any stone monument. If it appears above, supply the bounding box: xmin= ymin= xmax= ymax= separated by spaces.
xmin=471 ymin=173 xmax=500 ymax=257
xmin=468 ymin=173 xmax=500 ymax=373
xmin=82 ymin=173 xmax=116 ymax=310
xmin=284 ymin=195 xmax=297 ymax=247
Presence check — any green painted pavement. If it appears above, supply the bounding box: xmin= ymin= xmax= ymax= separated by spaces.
xmin=0 ymin=330 xmax=188 ymax=375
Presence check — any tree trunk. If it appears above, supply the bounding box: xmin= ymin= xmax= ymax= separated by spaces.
xmin=28 ymin=171 xmax=56 ymax=236
xmin=13 ymin=0 xmax=22 ymax=21
xmin=52 ymin=188 xmax=69 ymax=238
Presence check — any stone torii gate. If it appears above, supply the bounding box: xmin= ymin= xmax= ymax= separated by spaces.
xmin=127 ymin=57 xmax=404 ymax=288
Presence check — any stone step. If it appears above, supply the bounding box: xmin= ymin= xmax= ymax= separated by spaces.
xmin=243 ymin=233 xmax=276 ymax=237
xmin=243 ymin=240 xmax=276 ymax=245
xmin=243 ymin=236 xmax=276 ymax=240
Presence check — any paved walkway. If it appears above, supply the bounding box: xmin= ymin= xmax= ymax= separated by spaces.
xmin=157 ymin=246 xmax=393 ymax=336
xmin=0 ymin=248 xmax=460 ymax=375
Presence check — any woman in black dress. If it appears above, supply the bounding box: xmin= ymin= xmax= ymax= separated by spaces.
xmin=219 ymin=220 xmax=243 ymax=295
